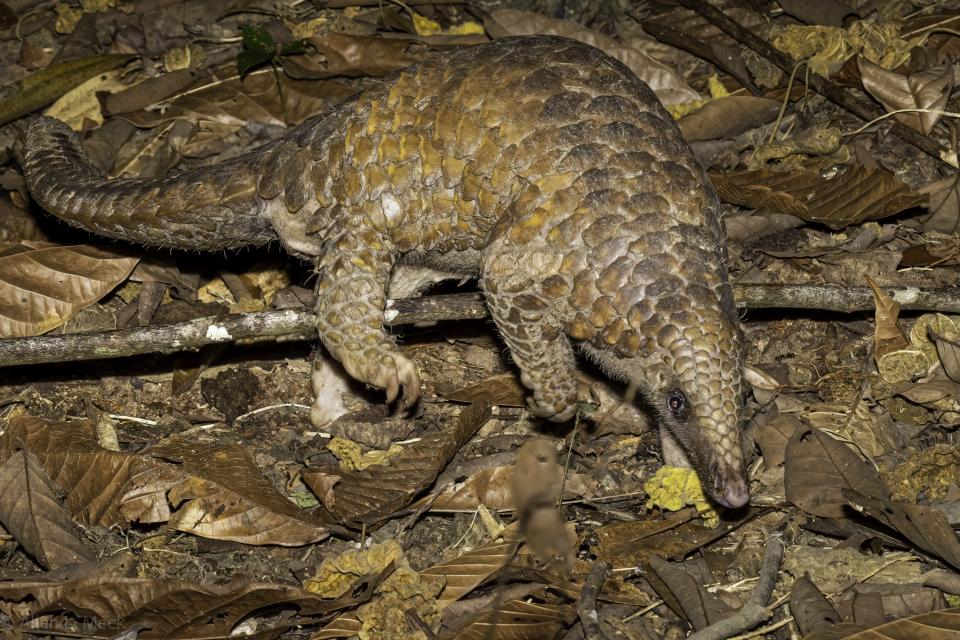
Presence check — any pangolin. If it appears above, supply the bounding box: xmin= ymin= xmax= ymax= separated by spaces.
xmin=22 ymin=36 xmax=749 ymax=507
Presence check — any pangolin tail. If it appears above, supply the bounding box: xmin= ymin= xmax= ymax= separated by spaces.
xmin=23 ymin=116 xmax=276 ymax=250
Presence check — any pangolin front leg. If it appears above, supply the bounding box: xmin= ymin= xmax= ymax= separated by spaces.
xmin=482 ymin=245 xmax=588 ymax=422
xmin=313 ymin=226 xmax=420 ymax=408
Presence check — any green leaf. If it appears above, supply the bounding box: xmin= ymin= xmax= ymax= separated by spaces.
xmin=281 ymin=40 xmax=307 ymax=56
xmin=237 ymin=49 xmax=274 ymax=76
xmin=0 ymin=54 xmax=136 ymax=126
xmin=241 ymin=24 xmax=274 ymax=54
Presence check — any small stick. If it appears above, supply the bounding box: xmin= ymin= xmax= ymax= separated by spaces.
xmin=1 ymin=284 xmax=958 ymax=367
xmin=686 ymin=536 xmax=784 ymax=640
xmin=578 ymin=560 xmax=612 ymax=640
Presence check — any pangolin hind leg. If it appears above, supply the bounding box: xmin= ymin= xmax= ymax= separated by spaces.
xmin=482 ymin=245 xmax=587 ymax=422
xmin=313 ymin=226 xmax=420 ymax=409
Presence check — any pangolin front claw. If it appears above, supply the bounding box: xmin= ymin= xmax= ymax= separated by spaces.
xmin=339 ymin=349 xmax=421 ymax=410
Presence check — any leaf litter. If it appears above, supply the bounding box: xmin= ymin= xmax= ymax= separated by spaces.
xmin=2 ymin=1 xmax=960 ymax=638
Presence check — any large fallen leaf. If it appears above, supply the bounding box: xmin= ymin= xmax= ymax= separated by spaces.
xmin=677 ymin=96 xmax=781 ymax=141
xmin=802 ymin=400 xmax=900 ymax=458
xmin=283 ymin=32 xmax=428 ymax=79
xmin=592 ymin=508 xmax=764 ymax=568
xmin=421 ymin=523 xmax=523 ymax=608
xmin=0 ymin=54 xmax=135 ymax=126
xmin=0 ymin=416 xmax=154 ymax=528
xmin=918 ymin=175 xmax=960 ymax=234
xmin=932 ymin=331 xmax=960 ymax=383
xmin=304 ymin=403 xmax=492 ymax=527
xmin=0 ymin=197 xmax=48 ymax=243
xmin=44 ymin=68 xmax=127 ymax=129
xmin=0 ymin=244 xmax=138 ymax=337
xmin=0 ymin=450 xmax=96 ymax=570
xmin=859 ymin=57 xmax=954 ymax=134
xmin=147 ymin=439 xmax=329 ymax=546
xmin=449 ymin=598 xmax=576 ymax=640
xmin=103 ymin=69 xmax=198 ymax=115
xmin=647 ymin=555 xmax=731 ymax=629
xmin=844 ymin=490 xmax=960 ymax=572
xmin=711 ymin=165 xmax=927 ymax=229
xmin=867 ymin=275 xmax=909 ymax=357
xmin=784 ymin=427 xmax=889 ymax=518
xmin=836 ymin=583 xmax=947 ymax=622
xmin=0 ymin=575 xmax=353 ymax=638
xmin=804 ymin=608 xmax=960 ymax=640
xmin=442 ymin=372 xmax=527 ymax=407
xmin=790 ymin=573 xmax=841 ymax=636
xmin=778 ymin=0 xmax=859 ymax=26
xmin=126 ymin=67 xmax=355 ymax=132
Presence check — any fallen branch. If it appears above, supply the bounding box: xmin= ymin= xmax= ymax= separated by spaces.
xmin=686 ymin=535 xmax=784 ymax=640
xmin=674 ymin=0 xmax=954 ymax=167
xmin=578 ymin=560 xmax=612 ymax=640
xmin=1 ymin=284 xmax=958 ymax=367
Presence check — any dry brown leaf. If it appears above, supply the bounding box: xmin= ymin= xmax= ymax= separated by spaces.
xmin=123 ymin=69 xmax=356 ymax=153
xmin=283 ymin=32 xmax=428 ymax=79
xmin=779 ymin=0 xmax=859 ymax=26
xmin=306 ymin=403 xmax=491 ymax=527
xmin=647 ymin=555 xmax=731 ymax=630
xmin=836 ymin=583 xmax=947 ymax=622
xmin=442 ymin=372 xmax=527 ymax=407
xmin=0 ymin=197 xmax=48 ymax=243
xmin=0 ymin=416 xmax=153 ymax=528
xmin=859 ymin=57 xmax=954 ymax=134
xmin=449 ymin=598 xmax=576 ymax=639
xmin=126 ymin=68 xmax=351 ymax=128
xmin=784 ymin=427 xmax=889 ymax=518
xmin=103 ymin=69 xmax=198 ymax=115
xmin=711 ymin=165 xmax=927 ymax=230
xmin=147 ymin=439 xmax=329 ymax=546
xmin=805 ymin=607 xmax=960 ymax=640
xmin=421 ymin=523 xmax=523 ymax=608
xmin=0 ymin=244 xmax=138 ymax=337
xmin=0 ymin=575 xmax=351 ymax=638
xmin=319 ymin=524 xmax=524 ymax=633
xmin=865 ymin=276 xmax=929 ymax=384
xmin=754 ymin=414 xmax=804 ymax=468
xmin=844 ymin=490 xmax=960 ymax=571
xmin=677 ymin=96 xmax=781 ymax=141
xmin=932 ymin=331 xmax=960 ymax=383
xmin=590 ymin=508 xmax=763 ymax=568
xmin=866 ymin=275 xmax=909 ymax=358
xmin=790 ymin=573 xmax=841 ymax=636
xmin=917 ymin=175 xmax=960 ymax=234
xmin=723 ymin=212 xmax=805 ymax=245
xmin=801 ymin=400 xmax=900 ymax=459
xmin=0 ymin=450 xmax=96 ymax=570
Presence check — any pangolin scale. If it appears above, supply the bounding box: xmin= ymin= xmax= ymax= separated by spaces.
xmin=23 ymin=36 xmax=749 ymax=507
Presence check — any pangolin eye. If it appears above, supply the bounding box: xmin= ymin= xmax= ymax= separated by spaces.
xmin=666 ymin=389 xmax=688 ymax=418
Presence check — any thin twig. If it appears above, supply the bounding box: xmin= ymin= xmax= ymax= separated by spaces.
xmin=578 ymin=560 xmax=612 ymax=640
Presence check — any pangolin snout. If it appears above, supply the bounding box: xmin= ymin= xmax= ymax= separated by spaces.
xmin=708 ymin=460 xmax=749 ymax=508
xmin=714 ymin=474 xmax=749 ymax=509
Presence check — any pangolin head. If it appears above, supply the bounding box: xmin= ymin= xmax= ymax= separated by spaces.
xmin=581 ymin=288 xmax=749 ymax=509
